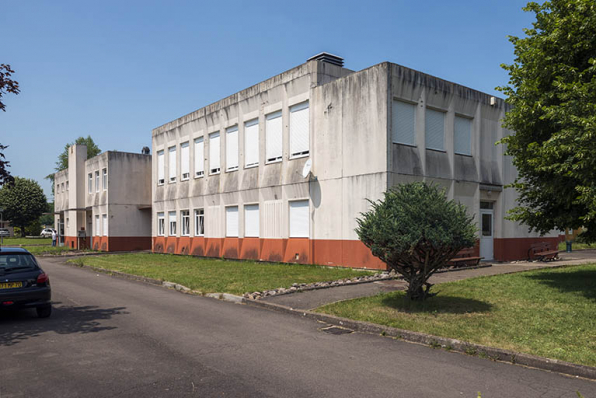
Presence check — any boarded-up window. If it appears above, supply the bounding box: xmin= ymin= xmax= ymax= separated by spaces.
xmin=290 ymin=102 xmax=309 ymax=158
xmin=209 ymin=132 xmax=220 ymax=174
xmin=392 ymin=100 xmax=416 ymax=145
xmin=226 ymin=126 xmax=238 ymax=171
xmin=289 ymin=200 xmax=309 ymax=238
xmin=194 ymin=137 xmax=204 ymax=177
xmin=226 ymin=206 xmax=239 ymax=237
xmin=266 ymin=111 xmax=282 ymax=163
xmin=181 ymin=142 xmax=190 ymax=180
xmin=425 ymin=109 xmax=445 ymax=151
xmin=168 ymin=146 xmax=176 ymax=182
xmin=157 ymin=150 xmax=165 ymax=184
xmin=454 ymin=116 xmax=472 ymax=155
xmin=244 ymin=204 xmax=259 ymax=237
xmin=244 ymin=119 xmax=259 ymax=168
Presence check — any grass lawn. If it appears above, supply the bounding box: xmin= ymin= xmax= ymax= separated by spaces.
xmin=317 ymin=264 xmax=596 ymax=367
xmin=558 ymin=241 xmax=595 ymax=251
xmin=1 ymin=237 xmax=52 ymax=246
xmin=23 ymin=246 xmax=74 ymax=255
xmin=69 ymin=253 xmax=376 ymax=295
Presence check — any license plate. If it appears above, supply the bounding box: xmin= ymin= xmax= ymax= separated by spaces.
xmin=0 ymin=282 xmax=23 ymax=289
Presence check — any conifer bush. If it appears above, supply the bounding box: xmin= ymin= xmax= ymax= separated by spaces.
xmin=356 ymin=182 xmax=476 ymax=300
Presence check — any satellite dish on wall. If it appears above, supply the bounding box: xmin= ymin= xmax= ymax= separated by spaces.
xmin=302 ymin=159 xmax=312 ymax=179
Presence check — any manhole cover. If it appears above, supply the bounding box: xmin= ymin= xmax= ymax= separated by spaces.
xmin=319 ymin=326 xmax=353 ymax=335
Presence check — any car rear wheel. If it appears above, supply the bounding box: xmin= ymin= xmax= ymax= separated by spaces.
xmin=36 ymin=305 xmax=52 ymax=318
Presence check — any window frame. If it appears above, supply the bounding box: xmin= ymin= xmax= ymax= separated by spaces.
xmin=244 ymin=119 xmax=259 ymax=168
xmin=289 ymin=101 xmax=310 ymax=159
xmin=425 ymin=108 xmax=446 ymax=151
xmin=392 ymin=100 xmax=417 ymax=146
xmin=95 ymin=171 xmax=100 ymax=193
xmin=157 ymin=212 xmax=165 ymax=236
xmin=157 ymin=150 xmax=165 ymax=185
xmin=265 ymin=111 xmax=283 ymax=164
xmin=225 ymin=206 xmax=239 ymax=238
xmin=194 ymin=137 xmax=204 ymax=178
xmin=226 ymin=125 xmax=239 ymax=172
xmin=209 ymin=132 xmax=221 ymax=175
xmin=244 ymin=204 xmax=260 ymax=238
xmin=88 ymin=173 xmax=93 ymax=194
xmin=102 ymin=214 xmax=108 ymax=236
xmin=168 ymin=146 xmax=177 ymax=183
xmin=168 ymin=211 xmax=177 ymax=236
xmin=102 ymin=168 xmax=107 ymax=190
xmin=454 ymin=115 xmax=473 ymax=156
xmin=194 ymin=208 xmax=205 ymax=236
xmin=180 ymin=142 xmax=190 ymax=181
xmin=181 ymin=209 xmax=190 ymax=236
xmin=289 ymin=199 xmax=310 ymax=238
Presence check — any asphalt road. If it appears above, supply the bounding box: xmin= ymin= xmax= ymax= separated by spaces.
xmin=0 ymin=257 xmax=594 ymax=398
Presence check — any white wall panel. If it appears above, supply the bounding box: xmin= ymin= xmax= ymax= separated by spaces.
xmin=244 ymin=119 xmax=259 ymax=167
xmin=290 ymin=102 xmax=309 ymax=157
xmin=244 ymin=204 xmax=259 ymax=237
xmin=289 ymin=200 xmax=309 ymax=238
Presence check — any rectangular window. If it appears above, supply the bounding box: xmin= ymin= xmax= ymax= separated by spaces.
xmin=225 ymin=206 xmax=239 ymax=237
xmin=392 ymin=100 xmax=416 ymax=145
xmin=290 ymin=101 xmax=309 ymax=158
xmin=266 ymin=111 xmax=283 ymax=163
xmin=157 ymin=150 xmax=165 ymax=185
xmin=61 ymin=183 xmax=65 ymax=192
xmin=226 ymin=126 xmax=238 ymax=171
xmin=168 ymin=211 xmax=176 ymax=236
xmin=454 ymin=116 xmax=472 ymax=155
xmin=425 ymin=108 xmax=445 ymax=151
xmin=244 ymin=204 xmax=259 ymax=237
xmin=66 ymin=181 xmax=69 ymax=191
xmin=181 ymin=210 xmax=190 ymax=236
xmin=244 ymin=119 xmax=259 ymax=168
xmin=194 ymin=137 xmax=204 ymax=177
xmin=194 ymin=209 xmax=204 ymax=236
xmin=157 ymin=212 xmax=165 ymax=236
xmin=180 ymin=142 xmax=190 ymax=180
xmin=168 ymin=146 xmax=176 ymax=182
xmin=95 ymin=215 xmax=100 ymax=236
xmin=102 ymin=168 xmax=107 ymax=190
xmin=289 ymin=200 xmax=309 ymax=238
xmin=209 ymin=132 xmax=221 ymax=174
xmin=102 ymin=214 xmax=108 ymax=236
xmin=88 ymin=173 xmax=93 ymax=193
xmin=95 ymin=171 xmax=100 ymax=192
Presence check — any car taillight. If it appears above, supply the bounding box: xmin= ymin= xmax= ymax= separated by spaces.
xmin=37 ymin=273 xmax=49 ymax=285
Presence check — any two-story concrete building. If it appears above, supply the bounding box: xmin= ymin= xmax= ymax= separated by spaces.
xmin=54 ymin=145 xmax=152 ymax=251
xmin=150 ymin=53 xmax=559 ymax=269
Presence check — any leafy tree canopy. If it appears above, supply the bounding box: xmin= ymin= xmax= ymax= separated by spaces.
xmin=356 ymin=182 xmax=476 ymax=300
xmin=0 ymin=177 xmax=48 ymax=237
xmin=498 ymin=0 xmax=596 ymax=241
xmin=46 ymin=136 xmax=101 ymax=194
xmin=0 ymin=64 xmax=20 ymax=112
xmin=0 ymin=143 xmax=13 ymax=186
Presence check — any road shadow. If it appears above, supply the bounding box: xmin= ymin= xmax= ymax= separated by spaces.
xmin=524 ymin=268 xmax=596 ymax=301
xmin=381 ymin=294 xmax=492 ymax=314
xmin=0 ymin=302 xmax=128 ymax=347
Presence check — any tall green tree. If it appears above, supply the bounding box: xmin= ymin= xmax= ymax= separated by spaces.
xmin=0 ymin=143 xmax=13 ymax=186
xmin=0 ymin=64 xmax=20 ymax=112
xmin=46 ymin=136 xmax=101 ymax=195
xmin=0 ymin=177 xmax=48 ymax=237
xmin=356 ymin=182 xmax=477 ymax=301
xmin=498 ymin=0 xmax=596 ymax=241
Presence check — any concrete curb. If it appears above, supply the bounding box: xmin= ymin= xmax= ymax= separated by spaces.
xmin=244 ymin=298 xmax=596 ymax=380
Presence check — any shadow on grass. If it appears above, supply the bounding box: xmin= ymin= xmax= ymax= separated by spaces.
xmin=525 ymin=269 xmax=596 ymax=301
xmin=380 ymin=293 xmax=492 ymax=314
xmin=0 ymin=302 xmax=128 ymax=347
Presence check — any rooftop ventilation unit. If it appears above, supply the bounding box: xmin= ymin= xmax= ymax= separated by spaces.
xmin=307 ymin=52 xmax=344 ymax=67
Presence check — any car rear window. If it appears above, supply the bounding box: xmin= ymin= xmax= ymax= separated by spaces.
xmin=0 ymin=253 xmax=39 ymax=274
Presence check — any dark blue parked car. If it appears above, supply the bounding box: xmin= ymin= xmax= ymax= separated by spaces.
xmin=0 ymin=247 xmax=52 ymax=318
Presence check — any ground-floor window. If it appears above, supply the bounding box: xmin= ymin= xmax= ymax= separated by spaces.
xmin=102 ymin=214 xmax=108 ymax=236
xmin=181 ymin=210 xmax=190 ymax=236
xmin=168 ymin=211 xmax=177 ymax=236
xmin=194 ymin=209 xmax=204 ymax=236
xmin=95 ymin=215 xmax=100 ymax=236
xmin=226 ymin=206 xmax=239 ymax=237
xmin=289 ymin=200 xmax=309 ymax=238
xmin=157 ymin=212 xmax=165 ymax=236
xmin=244 ymin=204 xmax=259 ymax=237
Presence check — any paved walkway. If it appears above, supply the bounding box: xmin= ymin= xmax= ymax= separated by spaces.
xmin=262 ymin=249 xmax=596 ymax=310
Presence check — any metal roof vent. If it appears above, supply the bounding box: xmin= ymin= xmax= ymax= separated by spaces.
xmin=307 ymin=52 xmax=344 ymax=67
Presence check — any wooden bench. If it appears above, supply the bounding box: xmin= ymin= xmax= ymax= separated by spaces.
xmin=447 ymin=248 xmax=483 ymax=268
xmin=528 ymin=242 xmax=559 ymax=261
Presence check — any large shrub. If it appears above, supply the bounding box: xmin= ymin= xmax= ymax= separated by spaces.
xmin=356 ymin=182 xmax=476 ymax=300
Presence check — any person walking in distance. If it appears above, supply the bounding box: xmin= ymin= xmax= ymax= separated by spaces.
xmin=51 ymin=229 xmax=57 ymax=247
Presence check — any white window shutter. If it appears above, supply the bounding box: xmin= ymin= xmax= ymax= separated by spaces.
xmin=209 ymin=132 xmax=220 ymax=173
xmin=392 ymin=100 xmax=416 ymax=145
xmin=244 ymin=119 xmax=259 ymax=167
xmin=290 ymin=102 xmax=309 ymax=157
xmin=181 ymin=142 xmax=189 ymax=178
xmin=425 ymin=109 xmax=445 ymax=150
xmin=454 ymin=116 xmax=472 ymax=155
xmin=226 ymin=206 xmax=239 ymax=237
xmin=263 ymin=200 xmax=282 ymax=238
xmin=168 ymin=146 xmax=176 ymax=181
xmin=289 ymin=200 xmax=309 ymax=238
xmin=266 ymin=111 xmax=282 ymax=162
xmin=244 ymin=204 xmax=259 ymax=237
xmin=95 ymin=215 xmax=100 ymax=236
xmin=226 ymin=126 xmax=238 ymax=171
xmin=194 ymin=137 xmax=204 ymax=176
xmin=157 ymin=151 xmax=165 ymax=183
xmin=102 ymin=214 xmax=108 ymax=236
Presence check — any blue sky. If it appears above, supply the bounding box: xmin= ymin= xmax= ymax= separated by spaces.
xmin=0 ymin=0 xmax=535 ymax=199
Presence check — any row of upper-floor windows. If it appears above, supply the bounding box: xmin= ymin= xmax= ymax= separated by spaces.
xmin=156 ymin=200 xmax=309 ymax=238
xmin=55 ymin=180 xmax=69 ymax=194
xmin=392 ymin=100 xmax=473 ymax=155
xmin=88 ymin=169 xmax=108 ymax=194
xmin=157 ymin=101 xmax=310 ymax=185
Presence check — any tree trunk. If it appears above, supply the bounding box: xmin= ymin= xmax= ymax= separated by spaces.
xmin=406 ymin=272 xmax=433 ymax=301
